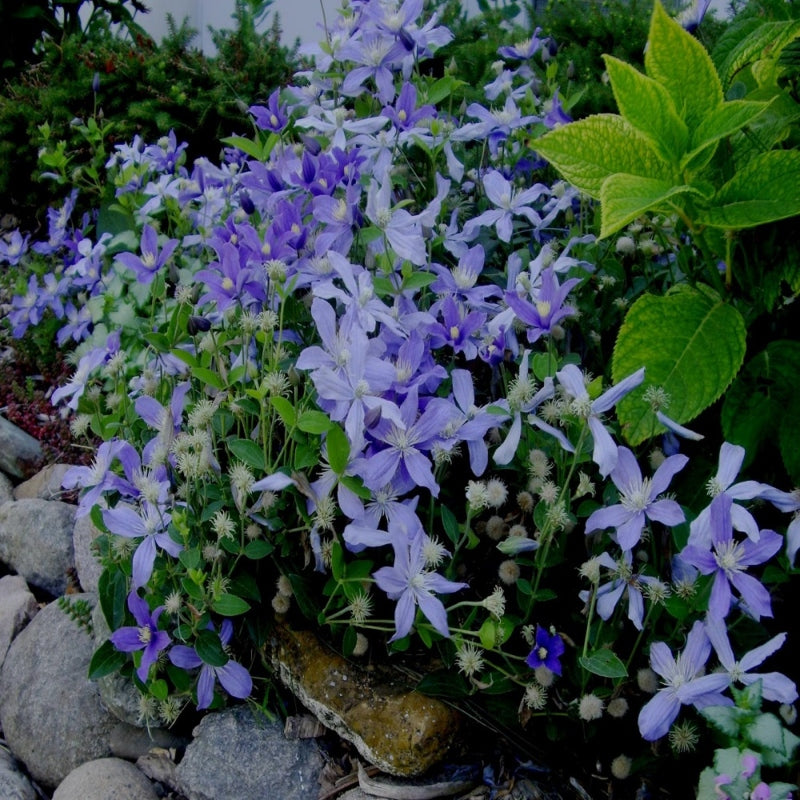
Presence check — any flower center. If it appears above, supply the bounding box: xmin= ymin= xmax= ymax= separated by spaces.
xmin=714 ymin=540 xmax=744 ymax=576
xmin=138 ymin=626 xmax=152 ymax=644
xmin=620 ymin=478 xmax=653 ymax=513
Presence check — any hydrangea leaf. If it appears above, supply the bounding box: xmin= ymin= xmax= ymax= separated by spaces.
xmin=603 ymin=55 xmax=688 ymax=162
xmin=533 ymin=114 xmax=671 ymax=199
xmin=612 ymin=286 xmax=746 ymax=446
xmin=682 ymin=99 xmax=772 ymax=171
xmin=599 ymin=174 xmax=704 ymax=239
xmin=716 ymin=19 xmax=800 ymax=87
xmin=645 ymin=0 xmax=723 ymax=133
xmin=697 ymin=151 xmax=800 ymax=229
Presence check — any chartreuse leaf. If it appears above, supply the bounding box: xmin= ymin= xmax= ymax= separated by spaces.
xmin=603 ymin=55 xmax=688 ymax=162
xmin=612 ymin=286 xmax=746 ymax=446
xmin=599 ymin=175 xmax=703 ymax=239
xmin=683 ymin=99 xmax=772 ymax=170
xmin=645 ymin=0 xmax=723 ymax=133
xmin=697 ymin=150 xmax=800 ymax=229
xmin=717 ymin=19 xmax=800 ymax=86
xmin=533 ymin=114 xmax=671 ymax=199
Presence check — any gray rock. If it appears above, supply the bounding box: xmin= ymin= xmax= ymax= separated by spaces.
xmin=0 ymin=574 xmax=38 ymax=670
xmin=176 ymin=706 xmax=323 ymax=800
xmin=0 ymin=595 xmax=118 ymax=788
xmin=0 ymin=416 xmax=43 ymax=480
xmin=14 ymin=463 xmax=72 ymax=500
xmin=0 ymin=470 xmax=13 ymax=504
xmin=0 ymin=499 xmax=76 ymax=597
xmin=52 ymin=758 xmax=159 ymax=800
xmin=92 ymin=603 xmax=143 ymax=726
xmin=0 ymin=748 xmax=36 ymax=800
xmin=109 ymin=722 xmax=187 ymax=761
xmin=73 ymin=511 xmax=104 ymax=593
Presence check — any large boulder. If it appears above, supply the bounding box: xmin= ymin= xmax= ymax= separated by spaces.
xmin=0 ymin=417 xmax=43 ymax=480
xmin=175 ymin=705 xmax=323 ymax=800
xmin=0 ymin=748 xmax=36 ymax=800
xmin=0 ymin=574 xmax=38 ymax=670
xmin=13 ymin=463 xmax=73 ymax=501
xmin=272 ymin=625 xmax=461 ymax=776
xmin=0 ymin=470 xmax=13 ymax=504
xmin=0 ymin=595 xmax=119 ymax=788
xmin=0 ymin=499 xmax=75 ymax=597
xmin=52 ymin=758 xmax=159 ymax=800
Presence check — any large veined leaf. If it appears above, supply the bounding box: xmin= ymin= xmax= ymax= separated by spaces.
xmin=684 ymin=99 xmax=771 ymax=167
xmin=612 ymin=287 xmax=746 ymax=446
xmin=604 ymin=55 xmax=688 ymax=162
xmin=716 ymin=19 xmax=800 ymax=87
xmin=533 ymin=114 xmax=671 ymax=199
xmin=599 ymin=175 xmax=703 ymax=239
xmin=645 ymin=1 xmax=723 ymax=133
xmin=697 ymin=150 xmax=800 ymax=229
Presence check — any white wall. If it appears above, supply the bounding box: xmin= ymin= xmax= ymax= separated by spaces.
xmin=132 ymin=0 xmax=733 ymax=53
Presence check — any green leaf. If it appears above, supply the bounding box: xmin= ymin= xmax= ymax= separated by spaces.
xmin=415 ymin=670 xmax=470 ymax=699
xmin=578 ymin=649 xmax=627 ymax=679
xmin=270 ymin=395 xmax=297 ymax=427
xmin=98 ymin=568 xmax=127 ymax=631
xmin=721 ymin=341 xmax=800 ymax=474
xmin=604 ymin=55 xmax=688 ymax=161
xmin=196 ymin=629 xmax=229 ymax=667
xmin=697 ymin=150 xmax=800 ymax=230
xmin=613 ymin=286 xmax=747 ymax=446
xmin=326 ymin=425 xmax=350 ymax=475
xmin=599 ymin=174 xmax=702 ymax=239
xmin=717 ymin=20 xmax=800 ymax=86
xmin=748 ymin=714 xmax=790 ymax=757
xmin=423 ymin=75 xmax=466 ymax=105
xmin=780 ymin=394 xmax=800 ymax=484
xmin=244 ymin=539 xmax=274 ymax=559
xmin=441 ymin=504 xmax=459 ymax=547
xmin=88 ymin=640 xmax=127 ymax=680
xmin=227 ymin=438 xmax=266 ymax=471
xmin=685 ymin=99 xmax=771 ymax=168
xmin=220 ymin=135 xmax=265 ymax=161
xmin=478 ymin=618 xmax=496 ymax=650
xmin=700 ymin=706 xmax=743 ymax=737
xmin=401 ymin=271 xmax=437 ymax=292
xmin=296 ymin=410 xmax=333 ymax=434
xmin=192 ymin=367 xmax=225 ymax=391
xmin=645 ymin=0 xmax=722 ymax=133
xmin=142 ymin=332 xmax=171 ymax=353
xmin=149 ymin=679 xmax=169 ymax=701
xmin=212 ymin=594 xmax=251 ymax=616
xmin=534 ymin=114 xmax=671 ymax=199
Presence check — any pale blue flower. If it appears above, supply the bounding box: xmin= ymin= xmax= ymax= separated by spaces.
xmin=638 ymin=620 xmax=730 ymax=741
xmin=373 ymin=526 xmax=467 ymax=641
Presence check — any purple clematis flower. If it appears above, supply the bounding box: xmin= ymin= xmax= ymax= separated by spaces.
xmin=359 ymin=386 xmax=457 ymax=497
xmin=688 ymin=442 xmax=769 ymax=547
xmin=556 ymin=364 xmax=645 ymax=478
xmin=110 ymin=591 xmax=171 ymax=683
xmin=464 ymin=170 xmax=549 ymax=243
xmin=505 ymin=267 xmax=581 ymax=344
xmin=169 ymin=619 xmax=252 ymax=709
xmin=585 ymin=446 xmax=687 ymax=551
xmin=525 ymin=625 xmax=565 ymax=675
xmin=61 ymin=438 xmax=140 ymax=516
xmin=103 ymin=501 xmax=183 ymax=588
xmin=373 ymin=526 xmax=467 ymax=641
xmin=637 ymin=620 xmax=731 ymax=741
xmin=704 ymin=613 xmax=797 ymax=704
xmin=680 ymin=494 xmax=782 ymax=620
xmin=249 ymin=89 xmax=288 ymax=133
xmin=115 ymin=224 xmax=178 ymax=285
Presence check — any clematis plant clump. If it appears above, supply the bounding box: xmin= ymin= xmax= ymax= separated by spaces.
xmin=3 ymin=0 xmax=799 ymax=795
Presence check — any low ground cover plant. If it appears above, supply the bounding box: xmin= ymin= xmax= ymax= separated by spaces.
xmin=2 ymin=0 xmax=800 ymax=795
